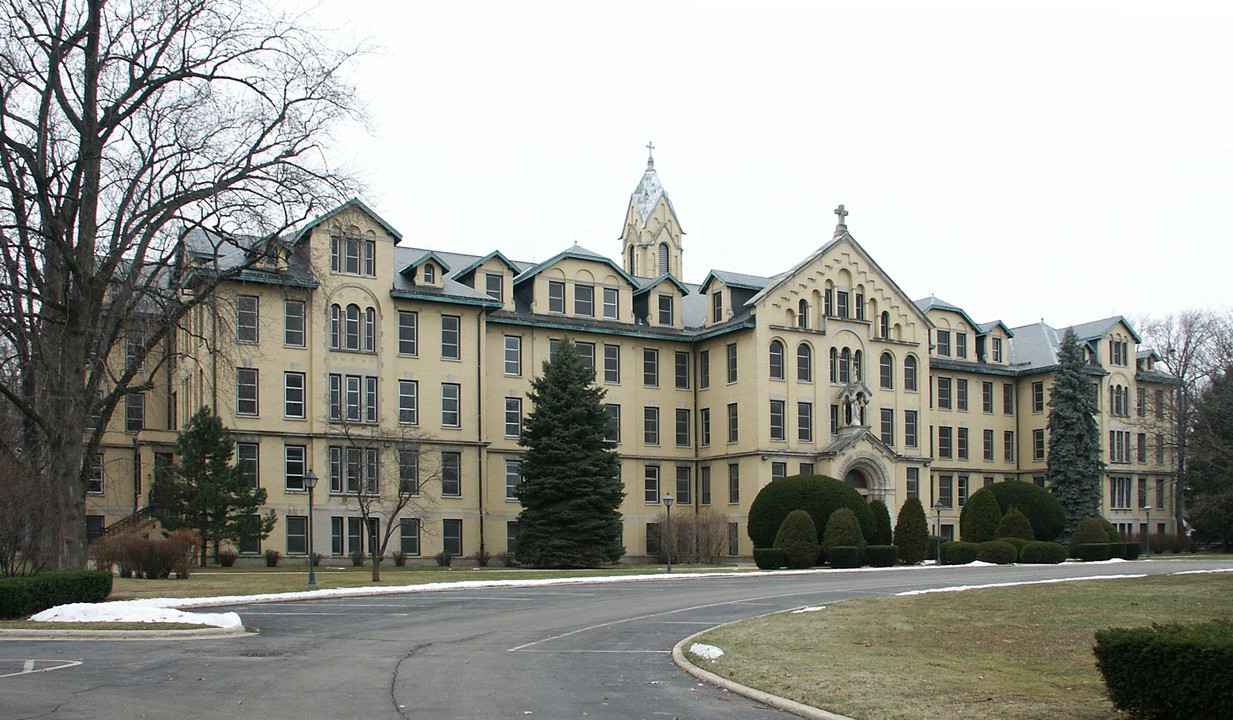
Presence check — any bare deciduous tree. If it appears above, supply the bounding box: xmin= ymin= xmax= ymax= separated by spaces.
xmin=0 ymin=0 xmax=362 ymax=568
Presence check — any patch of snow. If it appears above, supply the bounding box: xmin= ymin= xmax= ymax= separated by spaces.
xmin=791 ymin=605 xmax=827 ymax=614
xmin=896 ymin=574 xmax=1148 ymax=596
xmin=30 ymin=601 xmax=242 ymax=629
xmin=1174 ymin=568 xmax=1233 ymax=575
xmin=690 ymin=643 xmax=724 ymax=660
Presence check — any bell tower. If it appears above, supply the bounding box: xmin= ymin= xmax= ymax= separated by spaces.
xmin=620 ymin=143 xmax=685 ymax=278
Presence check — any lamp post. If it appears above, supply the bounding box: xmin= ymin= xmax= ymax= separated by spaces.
xmin=933 ymin=501 xmax=944 ymax=565
xmin=305 ymin=469 xmax=319 ymax=588
xmin=663 ymin=493 xmax=674 ymax=573
xmin=1143 ymin=504 xmax=1152 ymax=560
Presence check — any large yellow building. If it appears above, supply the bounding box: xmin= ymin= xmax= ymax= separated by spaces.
xmin=84 ymin=154 xmax=1178 ymax=561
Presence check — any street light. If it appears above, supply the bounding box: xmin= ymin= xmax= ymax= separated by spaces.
xmin=663 ymin=493 xmax=674 ymax=573
xmin=1143 ymin=504 xmax=1152 ymax=560
xmin=305 ymin=469 xmax=319 ymax=588
xmin=933 ymin=501 xmax=944 ymax=565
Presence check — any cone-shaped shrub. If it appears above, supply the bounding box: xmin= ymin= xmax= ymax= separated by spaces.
xmin=1071 ymin=517 xmax=1116 ymax=556
xmin=960 ymin=487 xmax=1003 ymax=543
xmin=995 ymin=506 xmax=1035 ymax=540
xmin=893 ymin=496 xmax=930 ymax=565
xmin=822 ymin=507 xmax=866 ymax=560
xmin=869 ymin=499 xmax=894 ymax=545
xmin=774 ymin=509 xmax=820 ymax=569
xmin=747 ymin=475 xmax=875 ymax=549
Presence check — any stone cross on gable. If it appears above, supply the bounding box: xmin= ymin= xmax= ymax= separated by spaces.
xmin=835 ymin=204 xmax=848 ymax=225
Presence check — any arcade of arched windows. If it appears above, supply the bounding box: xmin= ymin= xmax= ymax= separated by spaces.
xmin=330 ymin=303 xmax=377 ymax=353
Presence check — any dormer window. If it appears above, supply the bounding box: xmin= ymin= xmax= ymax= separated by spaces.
xmin=992 ymin=337 xmax=1003 ymax=363
xmin=712 ymin=291 xmax=723 ymax=324
xmin=424 ymin=264 xmax=436 ymax=284
xmin=485 ymin=273 xmax=503 ymax=301
xmin=658 ymin=294 xmax=673 ymax=325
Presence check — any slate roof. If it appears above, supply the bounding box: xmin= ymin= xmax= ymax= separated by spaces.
xmin=630 ymin=157 xmax=682 ymax=229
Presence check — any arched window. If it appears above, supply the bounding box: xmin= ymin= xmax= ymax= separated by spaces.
xmin=769 ymin=340 xmax=785 ymax=380
xmin=853 ymin=350 xmax=863 ymax=382
xmin=797 ymin=343 xmax=812 ymax=382
xmin=364 ymin=307 xmax=376 ymax=352
xmin=658 ymin=243 xmax=669 ymax=275
xmin=345 ymin=304 xmax=361 ymax=350
xmin=880 ymin=311 xmax=890 ymax=339
xmin=839 ymin=348 xmax=851 ymax=384
xmin=330 ymin=304 xmax=341 ymax=349
xmin=797 ymin=299 xmax=809 ymax=329
xmin=880 ymin=352 xmax=894 ymax=389
xmin=829 ymin=348 xmax=838 ymax=383
xmin=904 ymin=355 xmax=918 ymax=392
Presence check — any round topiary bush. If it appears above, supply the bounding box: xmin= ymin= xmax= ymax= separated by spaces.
xmin=959 ymin=487 xmax=1002 ymax=543
xmin=747 ymin=475 xmax=875 ymax=549
xmin=894 ymin=496 xmax=930 ymax=565
xmin=942 ymin=541 xmax=979 ymax=565
xmin=869 ymin=499 xmax=894 ymax=546
xmin=1019 ymin=541 xmax=1067 ymax=564
xmin=822 ymin=507 xmax=867 ymax=560
xmin=976 ymin=540 xmax=1017 ymax=565
xmin=994 ymin=505 xmax=1036 ymax=541
xmin=865 ymin=544 xmax=899 ymax=567
xmin=828 ymin=546 xmax=862 ymax=569
xmin=1070 ymin=518 xmax=1116 ymax=556
xmin=753 ymin=547 xmax=786 ymax=569
xmin=987 ymin=480 xmax=1066 ymax=542
xmin=774 ymin=509 xmax=820 ymax=569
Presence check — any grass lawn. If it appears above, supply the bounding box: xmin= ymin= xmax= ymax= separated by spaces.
xmin=696 ymin=572 xmax=1233 ymax=720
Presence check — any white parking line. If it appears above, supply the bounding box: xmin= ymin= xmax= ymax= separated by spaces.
xmin=0 ymin=660 xmax=82 ymax=679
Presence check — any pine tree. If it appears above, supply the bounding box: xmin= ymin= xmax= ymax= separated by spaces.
xmin=893 ymin=496 xmax=930 ymax=565
xmin=959 ymin=487 xmax=1002 ymax=543
xmin=515 ymin=341 xmax=624 ymax=568
xmin=151 ymin=407 xmax=276 ymax=565
xmin=1046 ymin=328 xmax=1106 ymax=540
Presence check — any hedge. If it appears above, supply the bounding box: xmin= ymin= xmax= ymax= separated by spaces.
xmin=828 ymin=546 xmax=862 ymax=569
xmin=1094 ymin=619 xmax=1233 ymax=720
xmin=753 ymin=548 xmax=786 ymax=570
xmin=999 ymin=536 xmax=1028 ymax=559
xmin=987 ymin=480 xmax=1066 ymax=541
xmin=865 ymin=544 xmax=899 ymax=567
xmin=1019 ymin=541 xmax=1067 ymax=564
xmin=1122 ymin=542 xmax=1141 ymax=561
xmin=0 ymin=570 xmax=113 ymax=619
xmin=1071 ymin=517 xmax=1117 ymax=553
xmin=976 ymin=540 xmax=1017 ymax=565
xmin=941 ymin=541 xmax=979 ymax=565
xmin=747 ymin=475 xmax=875 ymax=549
xmin=1075 ymin=542 xmax=1112 ymax=561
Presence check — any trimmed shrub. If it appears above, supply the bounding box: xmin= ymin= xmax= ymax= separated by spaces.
xmin=987 ymin=480 xmax=1066 ymax=541
xmin=994 ymin=506 xmax=1035 ymax=541
xmin=959 ymin=487 xmax=1002 ymax=543
xmin=1019 ymin=541 xmax=1067 ymax=564
xmin=774 ymin=509 xmax=820 ymax=569
xmin=0 ymin=571 xmax=113 ymax=619
xmin=941 ymin=541 xmax=979 ymax=565
xmin=217 ymin=549 xmax=239 ymax=567
xmin=865 ymin=545 xmax=899 ymax=567
xmin=1071 ymin=517 xmax=1116 ymax=554
xmin=999 ymin=536 xmax=1028 ymax=559
xmin=893 ymin=496 xmax=930 ymax=565
xmin=868 ymin=500 xmax=894 ymax=546
xmin=1074 ymin=543 xmax=1111 ymax=561
xmin=753 ymin=548 xmax=786 ymax=570
xmin=828 ymin=546 xmax=861 ymax=569
xmin=747 ymin=475 xmax=875 ymax=550
xmin=1094 ymin=619 xmax=1233 ymax=720
xmin=822 ymin=508 xmax=867 ymax=561
xmin=976 ymin=540 xmax=1017 ymax=565
xmin=927 ymin=535 xmax=942 ymax=563
xmin=264 ymin=549 xmax=280 ymax=567
xmin=1122 ymin=542 xmax=1141 ymax=561
xmin=1098 ymin=517 xmax=1122 ymax=542
xmin=1107 ymin=542 xmax=1128 ymax=560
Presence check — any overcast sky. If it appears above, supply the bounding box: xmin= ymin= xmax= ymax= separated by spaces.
xmin=307 ymin=0 xmax=1232 ymax=331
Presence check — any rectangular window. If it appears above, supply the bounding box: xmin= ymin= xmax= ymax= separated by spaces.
xmin=1138 ymin=433 xmax=1147 ymax=463
xmin=1032 ymin=382 xmax=1045 ymax=412
xmin=604 ymin=404 xmax=620 ymax=443
xmin=1137 ymin=477 xmax=1148 ymax=509
xmin=957 ymin=379 xmax=969 ymax=411
xmin=956 ymin=332 xmax=967 ymax=359
xmin=1004 ymin=431 xmax=1015 ymax=461
xmin=125 ymin=330 xmax=144 ymax=369
xmin=675 ymin=408 xmax=691 ymax=446
xmin=800 ymin=462 xmax=815 ymax=475
xmin=728 ymin=463 xmax=740 ymax=504
xmin=700 ymin=407 xmax=711 ymax=446
xmin=700 ymin=466 xmax=712 ymax=505
xmin=577 ymin=342 xmax=595 ymax=374
xmin=836 ymin=290 xmax=849 ymax=318
xmin=728 ymin=522 xmax=740 ymax=556
xmin=644 ymin=465 xmax=660 ymax=503
xmin=504 ymin=336 xmax=522 ymax=376
xmin=442 ymin=384 xmax=461 ymax=428
xmin=237 ymin=442 xmax=259 ymax=487
xmin=771 ymin=462 xmax=787 ymax=480
xmin=126 ymin=392 xmax=145 ymax=432
xmin=824 ymin=288 xmax=834 ymax=316
xmin=983 ymin=429 xmax=994 ymax=461
xmin=398 ymin=449 xmax=419 ymax=495
xmin=904 ymin=410 xmax=918 ymax=448
xmin=441 ymin=452 xmax=461 ymax=496
xmin=1033 ymin=428 xmax=1046 ymax=460
xmin=938 ymin=377 xmax=952 ymax=410
xmin=1156 ymin=478 xmax=1165 ymax=509
xmin=957 ymin=427 xmax=969 ymax=460
xmin=982 ymin=382 xmax=994 ymax=413
xmin=644 ymin=406 xmax=660 ymax=445
xmin=87 ymin=455 xmax=104 ymax=494
xmin=346 ymin=517 xmax=362 ymax=554
xmin=344 ymin=375 xmax=361 ymax=421
xmin=398 ymin=379 xmax=418 ymax=425
xmin=939 ymin=426 xmax=953 ymax=459
xmin=1156 ymin=433 xmax=1165 ymax=464
xmin=548 ymin=280 xmax=565 ymax=313
xmin=442 ymin=519 xmax=463 ymax=557
xmin=505 ymin=460 xmax=521 ymax=501
xmin=831 ymin=404 xmax=840 ymax=435
xmin=880 ymin=408 xmax=894 ymax=446
xmin=1110 ymin=476 xmax=1132 ymax=510
xmin=658 ymin=294 xmax=673 ymax=325
xmin=398 ymin=311 xmax=418 ymax=355
xmin=505 ymin=397 xmax=522 ymax=438
xmin=699 ymin=350 xmax=710 ymax=389
xmin=712 ymin=291 xmax=723 ymax=323
xmin=958 ymin=476 xmax=969 ymax=507
xmin=603 ymin=287 xmax=619 ymax=319
xmin=331 ymin=517 xmax=344 ymax=555
xmin=284 ymin=300 xmax=305 ymax=347
xmin=575 ymin=284 xmax=594 ymax=316
xmin=365 ymin=376 xmax=378 ymax=423
xmin=643 ymin=349 xmax=659 ymax=387
xmin=237 ymin=368 xmax=259 ymax=416
xmin=855 ymin=293 xmax=865 ymax=321
xmin=726 ymin=343 xmax=738 ymax=383
xmin=237 ymin=295 xmax=259 ymax=343
xmin=798 ymin=402 xmax=813 ymax=442
xmin=506 ymin=521 xmax=521 ymax=554
xmin=936 ymin=330 xmax=951 ymax=356
xmin=676 ymin=466 xmax=691 ymax=505
xmin=604 ymin=344 xmax=620 ymax=383
xmin=284 ymin=372 xmax=306 ymax=418
xmin=906 ymin=467 xmax=919 ymax=497
xmin=770 ymin=400 xmax=786 ymax=441
xmin=441 ymin=315 xmax=461 ymax=360
xmin=675 ymin=351 xmax=690 ymax=389
xmin=939 ymin=475 xmax=954 ymax=508
xmin=727 ymin=403 xmax=739 ymax=443
xmin=400 ymin=518 xmax=421 ymax=556
xmin=286 ymin=516 xmax=308 ymax=555
xmin=485 ymin=273 xmax=503 ymax=301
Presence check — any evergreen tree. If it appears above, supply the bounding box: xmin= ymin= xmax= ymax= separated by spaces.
xmin=893 ymin=496 xmax=930 ymax=565
xmin=1046 ymin=328 xmax=1106 ymax=540
xmin=151 ymin=407 xmax=276 ymax=565
xmin=821 ymin=507 xmax=866 ymax=559
xmin=869 ymin=499 xmax=894 ymax=545
xmin=515 ymin=341 xmax=624 ymax=567
xmin=959 ymin=487 xmax=1002 ymax=543
xmin=773 ymin=509 xmax=819 ymax=569
xmin=1186 ymin=365 xmax=1233 ymax=550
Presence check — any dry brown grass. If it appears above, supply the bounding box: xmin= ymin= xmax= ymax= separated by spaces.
xmin=698 ymin=572 xmax=1233 ymax=720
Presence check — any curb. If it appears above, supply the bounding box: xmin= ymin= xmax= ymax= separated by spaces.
xmin=0 ymin=624 xmax=249 ymax=641
xmin=672 ymin=627 xmax=856 ymax=720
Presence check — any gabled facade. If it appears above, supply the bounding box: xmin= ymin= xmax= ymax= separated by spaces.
xmin=84 ymin=160 xmax=1178 ymax=560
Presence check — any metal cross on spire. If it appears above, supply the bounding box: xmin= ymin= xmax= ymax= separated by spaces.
xmin=646 ymin=141 xmax=655 ymax=166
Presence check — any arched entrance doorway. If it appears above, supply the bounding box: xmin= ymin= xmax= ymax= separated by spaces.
xmin=844 ymin=468 xmax=869 ymax=497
